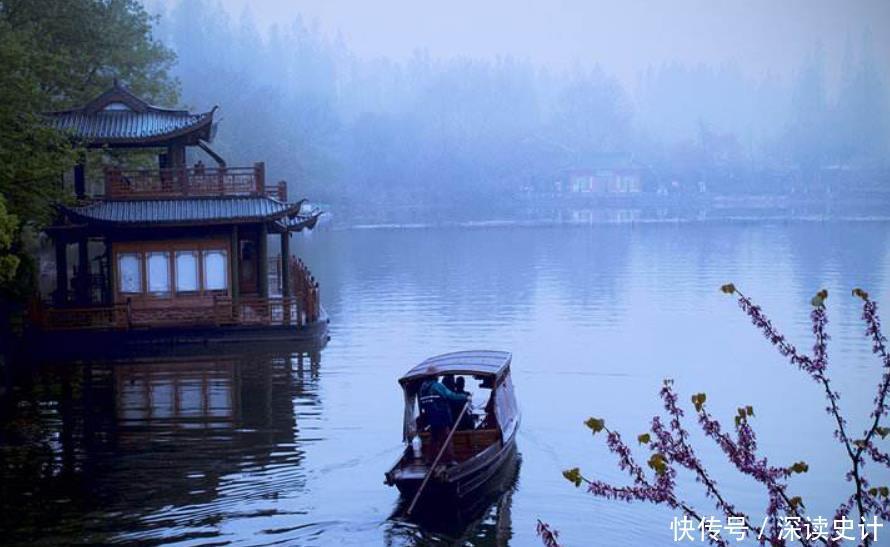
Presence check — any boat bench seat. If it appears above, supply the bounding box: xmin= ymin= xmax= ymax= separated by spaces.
xmin=419 ymin=428 xmax=500 ymax=461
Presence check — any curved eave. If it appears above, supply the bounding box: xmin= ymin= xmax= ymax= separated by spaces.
xmin=279 ymin=210 xmax=323 ymax=233
xmin=57 ymin=215 xmax=272 ymax=229
xmin=81 ymin=111 xmax=215 ymax=147
xmin=56 ymin=197 xmax=304 ymax=229
xmin=45 ymin=110 xmax=215 ymax=148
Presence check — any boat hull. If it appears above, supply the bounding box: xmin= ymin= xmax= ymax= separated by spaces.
xmin=390 ymin=428 xmax=519 ymax=510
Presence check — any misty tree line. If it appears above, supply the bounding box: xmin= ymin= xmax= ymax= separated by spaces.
xmin=150 ymin=1 xmax=889 ymax=207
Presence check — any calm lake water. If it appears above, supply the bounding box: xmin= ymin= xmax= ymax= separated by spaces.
xmin=2 ymin=221 xmax=890 ymax=546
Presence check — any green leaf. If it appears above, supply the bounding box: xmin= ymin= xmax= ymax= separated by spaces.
xmin=852 ymin=288 xmax=870 ymax=301
xmin=875 ymin=426 xmax=889 ymax=439
xmin=0 ymin=198 xmax=21 ymax=284
xmin=789 ymin=496 xmax=805 ymax=509
xmin=647 ymin=453 xmax=668 ymax=476
xmin=562 ymin=467 xmax=582 ymax=487
xmin=720 ymin=283 xmax=736 ymax=295
xmin=746 ymin=405 xmax=755 ymax=417
xmin=691 ymin=393 xmax=707 ymax=412
xmin=788 ymin=461 xmax=809 ymax=474
xmin=811 ymin=289 xmax=828 ymax=307
xmin=637 ymin=433 xmax=651 ymax=446
xmin=584 ymin=417 xmax=605 ymax=435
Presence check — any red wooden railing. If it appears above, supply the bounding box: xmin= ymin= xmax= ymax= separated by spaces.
xmin=289 ymin=257 xmax=320 ymax=324
xmin=38 ymin=304 xmax=126 ymax=330
xmin=35 ymin=294 xmax=318 ymax=331
xmin=104 ymin=162 xmax=268 ymax=199
xmin=34 ymin=255 xmax=322 ymax=332
xmin=265 ymin=180 xmax=288 ymax=202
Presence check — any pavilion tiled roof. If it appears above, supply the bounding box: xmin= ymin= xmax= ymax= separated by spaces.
xmin=45 ymin=83 xmax=215 ymax=145
xmin=61 ymin=197 xmax=303 ymax=227
xmin=48 ymin=110 xmax=213 ymax=143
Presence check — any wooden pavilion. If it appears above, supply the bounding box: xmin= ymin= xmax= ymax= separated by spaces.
xmin=31 ymin=83 xmax=326 ymax=346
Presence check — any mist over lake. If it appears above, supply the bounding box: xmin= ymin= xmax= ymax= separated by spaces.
xmin=2 ymin=1 xmax=890 ymax=545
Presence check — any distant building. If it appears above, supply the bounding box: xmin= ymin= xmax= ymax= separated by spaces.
xmin=556 ymin=155 xmax=644 ymax=195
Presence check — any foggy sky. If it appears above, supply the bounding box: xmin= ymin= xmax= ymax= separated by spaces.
xmin=208 ymin=0 xmax=889 ymax=89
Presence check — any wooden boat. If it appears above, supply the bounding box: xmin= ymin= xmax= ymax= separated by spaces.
xmin=384 ymin=350 xmax=520 ymax=509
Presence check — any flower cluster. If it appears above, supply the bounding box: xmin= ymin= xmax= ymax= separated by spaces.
xmin=536 ymin=519 xmax=561 ymax=547
xmin=547 ymin=286 xmax=890 ymax=547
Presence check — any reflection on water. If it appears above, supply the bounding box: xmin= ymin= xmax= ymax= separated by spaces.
xmin=0 ymin=352 xmax=322 ymax=545
xmin=1 ymin=348 xmax=517 ymax=546
xmin=2 ymin=222 xmax=890 ymax=545
xmin=386 ymin=451 xmax=520 ymax=546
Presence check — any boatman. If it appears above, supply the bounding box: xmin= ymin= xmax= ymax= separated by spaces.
xmin=453 ymin=376 xmax=476 ymax=430
xmin=419 ymin=372 xmax=471 ymax=465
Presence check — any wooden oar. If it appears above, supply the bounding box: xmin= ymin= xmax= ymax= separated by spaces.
xmin=406 ymin=400 xmax=470 ymax=516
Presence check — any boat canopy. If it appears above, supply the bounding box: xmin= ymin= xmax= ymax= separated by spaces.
xmin=398 ymin=350 xmax=512 ymax=387
xmin=398 ymin=350 xmax=516 ymax=442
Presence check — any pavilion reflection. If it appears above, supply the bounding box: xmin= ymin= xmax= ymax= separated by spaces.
xmin=112 ymin=351 xmax=319 ymax=432
xmin=115 ymin=358 xmax=242 ymax=433
xmin=0 ymin=349 xmax=323 ymax=543
xmin=107 ymin=351 xmax=322 ymax=504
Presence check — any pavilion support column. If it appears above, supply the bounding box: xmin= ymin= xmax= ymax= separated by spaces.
xmin=230 ymin=225 xmax=240 ymax=305
xmin=258 ymin=224 xmax=268 ymax=297
xmin=167 ymin=144 xmax=186 ymax=168
xmin=54 ymin=239 xmax=68 ymax=306
xmin=77 ymin=237 xmax=90 ymax=305
xmin=280 ymin=231 xmax=291 ymax=297
xmin=74 ymin=155 xmax=86 ymax=199
xmin=103 ymin=239 xmax=113 ymax=305
xmin=254 ymin=162 xmax=265 ymax=194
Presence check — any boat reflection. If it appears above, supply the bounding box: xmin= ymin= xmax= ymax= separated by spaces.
xmin=0 ymin=349 xmax=322 ymax=544
xmin=385 ymin=449 xmax=521 ymax=545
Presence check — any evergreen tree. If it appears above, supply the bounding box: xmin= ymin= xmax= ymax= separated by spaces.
xmin=0 ymin=0 xmax=177 ymax=295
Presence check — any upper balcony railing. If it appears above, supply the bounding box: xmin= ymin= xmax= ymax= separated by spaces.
xmin=103 ymin=162 xmax=288 ymax=201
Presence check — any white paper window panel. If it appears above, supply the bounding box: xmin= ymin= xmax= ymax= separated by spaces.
xmin=118 ymin=253 xmax=142 ymax=293
xmin=147 ymin=252 xmax=170 ymax=293
xmin=175 ymin=251 xmax=199 ymax=291
xmin=203 ymin=250 xmax=227 ymax=290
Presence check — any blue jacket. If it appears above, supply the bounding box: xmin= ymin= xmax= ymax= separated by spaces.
xmin=419 ymin=379 xmax=469 ymax=428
